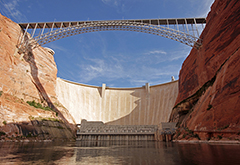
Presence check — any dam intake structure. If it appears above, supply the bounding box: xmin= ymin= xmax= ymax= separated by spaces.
xmin=77 ymin=120 xmax=177 ymax=141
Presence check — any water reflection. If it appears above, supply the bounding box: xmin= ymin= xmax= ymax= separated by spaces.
xmin=75 ymin=141 xmax=175 ymax=164
xmin=0 ymin=141 xmax=239 ymax=165
xmin=0 ymin=142 xmax=75 ymax=164
xmin=177 ymin=143 xmax=240 ymax=165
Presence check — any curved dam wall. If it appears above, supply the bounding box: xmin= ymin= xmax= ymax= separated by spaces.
xmin=56 ymin=78 xmax=178 ymax=125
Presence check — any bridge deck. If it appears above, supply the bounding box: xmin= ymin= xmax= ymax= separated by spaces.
xmin=19 ymin=18 xmax=206 ymax=29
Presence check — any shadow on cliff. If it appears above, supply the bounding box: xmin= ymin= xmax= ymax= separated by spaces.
xmin=22 ymin=40 xmax=75 ymax=132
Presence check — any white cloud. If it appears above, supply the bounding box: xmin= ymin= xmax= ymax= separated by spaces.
xmin=77 ymin=52 xmax=183 ymax=87
xmin=145 ymin=50 xmax=167 ymax=55
xmin=78 ymin=41 xmax=190 ymax=85
xmin=127 ymin=64 xmax=180 ymax=86
xmin=0 ymin=0 xmax=27 ymax=22
xmin=77 ymin=58 xmax=125 ymax=83
xmin=102 ymin=0 xmax=120 ymax=7
xmin=135 ymin=46 xmax=190 ymax=65
xmin=194 ymin=0 xmax=215 ymax=17
xmin=129 ymin=79 xmax=148 ymax=86
xmin=169 ymin=47 xmax=190 ymax=61
xmin=101 ymin=0 xmax=136 ymax=13
xmin=47 ymin=43 xmax=68 ymax=52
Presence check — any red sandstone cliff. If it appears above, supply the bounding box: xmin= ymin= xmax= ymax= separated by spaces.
xmin=0 ymin=13 xmax=75 ymax=139
xmin=170 ymin=0 xmax=240 ymax=140
xmin=0 ymin=14 xmax=58 ymax=103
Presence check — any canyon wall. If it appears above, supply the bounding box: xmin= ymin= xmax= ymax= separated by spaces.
xmin=0 ymin=13 xmax=75 ymax=139
xmin=170 ymin=0 xmax=240 ymax=134
xmin=56 ymin=78 xmax=178 ymax=125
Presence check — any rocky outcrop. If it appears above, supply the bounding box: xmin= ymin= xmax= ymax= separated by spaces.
xmin=0 ymin=120 xmax=74 ymax=141
xmin=170 ymin=0 xmax=240 ymax=140
xmin=0 ymin=87 xmax=75 ymax=140
xmin=0 ymin=13 xmax=76 ymax=138
xmin=0 ymin=92 xmax=57 ymax=124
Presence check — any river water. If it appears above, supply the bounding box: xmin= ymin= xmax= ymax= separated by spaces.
xmin=0 ymin=141 xmax=239 ymax=165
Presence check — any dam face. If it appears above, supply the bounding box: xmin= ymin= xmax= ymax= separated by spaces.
xmin=56 ymin=78 xmax=178 ymax=125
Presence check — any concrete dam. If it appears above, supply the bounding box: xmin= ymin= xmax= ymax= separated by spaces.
xmin=56 ymin=78 xmax=178 ymax=125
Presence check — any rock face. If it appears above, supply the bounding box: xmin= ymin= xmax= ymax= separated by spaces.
xmin=0 ymin=13 xmax=76 ymax=139
xmin=0 ymin=119 xmax=74 ymax=141
xmin=0 ymin=14 xmax=56 ymax=103
xmin=170 ymin=0 xmax=240 ymax=137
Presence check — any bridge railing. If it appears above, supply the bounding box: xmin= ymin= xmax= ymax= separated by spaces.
xmin=17 ymin=17 xmax=206 ymax=54
xmin=18 ymin=18 xmax=206 ymax=39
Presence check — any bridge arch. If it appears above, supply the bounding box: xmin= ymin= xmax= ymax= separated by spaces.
xmin=18 ymin=18 xmax=206 ymax=53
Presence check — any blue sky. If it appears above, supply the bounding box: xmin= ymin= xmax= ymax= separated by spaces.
xmin=0 ymin=0 xmax=214 ymax=87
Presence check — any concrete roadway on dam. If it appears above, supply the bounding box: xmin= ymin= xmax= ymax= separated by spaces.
xmin=56 ymin=78 xmax=178 ymax=125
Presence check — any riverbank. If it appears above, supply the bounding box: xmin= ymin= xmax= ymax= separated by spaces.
xmin=0 ymin=139 xmax=53 ymax=142
xmin=173 ymin=140 xmax=240 ymax=144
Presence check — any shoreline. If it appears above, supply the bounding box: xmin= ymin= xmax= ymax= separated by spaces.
xmin=173 ymin=140 xmax=240 ymax=144
xmin=0 ymin=139 xmax=53 ymax=142
xmin=0 ymin=139 xmax=76 ymax=143
xmin=0 ymin=139 xmax=239 ymax=144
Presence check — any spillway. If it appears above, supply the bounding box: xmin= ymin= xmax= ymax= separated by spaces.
xmin=56 ymin=78 xmax=178 ymax=125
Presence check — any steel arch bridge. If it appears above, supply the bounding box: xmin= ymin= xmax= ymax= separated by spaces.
xmin=17 ymin=18 xmax=206 ymax=53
